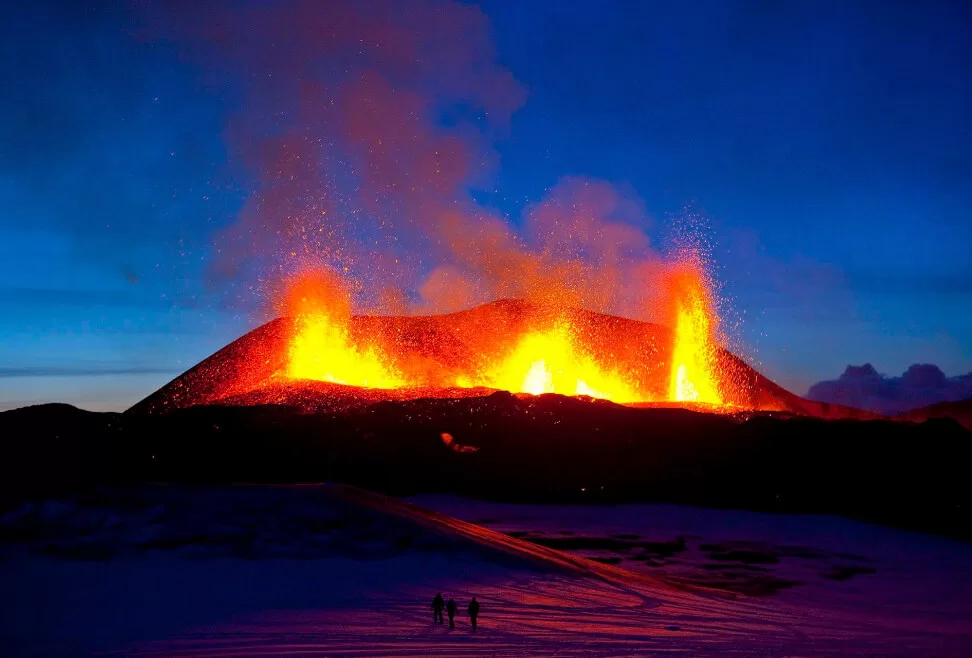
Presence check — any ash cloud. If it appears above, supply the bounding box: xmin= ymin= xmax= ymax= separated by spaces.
xmin=148 ymin=0 xmax=523 ymax=288
xmin=148 ymin=0 xmax=678 ymax=320
xmin=807 ymin=364 xmax=972 ymax=415
xmin=419 ymin=177 xmax=672 ymax=318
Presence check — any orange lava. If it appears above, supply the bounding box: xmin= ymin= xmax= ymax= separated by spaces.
xmin=287 ymin=314 xmax=405 ymax=388
xmin=667 ymin=265 xmax=724 ymax=405
xmin=470 ymin=322 xmax=644 ymax=403
xmin=280 ymin=263 xmax=727 ymax=407
xmin=283 ymin=270 xmax=404 ymax=389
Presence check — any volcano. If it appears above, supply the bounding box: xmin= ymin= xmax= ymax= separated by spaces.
xmin=131 ymin=299 xmax=872 ymax=420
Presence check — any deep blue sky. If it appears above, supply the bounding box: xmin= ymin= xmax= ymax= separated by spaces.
xmin=1 ymin=0 xmax=970 ymax=410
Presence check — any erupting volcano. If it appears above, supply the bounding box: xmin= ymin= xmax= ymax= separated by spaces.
xmin=133 ymin=258 xmax=874 ymax=421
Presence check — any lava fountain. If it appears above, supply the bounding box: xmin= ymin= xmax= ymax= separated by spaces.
xmin=278 ymin=257 xmax=726 ymax=407
xmin=667 ymin=262 xmax=724 ymax=405
xmin=283 ymin=270 xmax=405 ymax=388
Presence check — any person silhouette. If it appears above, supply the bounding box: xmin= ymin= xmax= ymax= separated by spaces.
xmin=467 ymin=596 xmax=480 ymax=630
xmin=431 ymin=592 xmax=445 ymax=624
xmin=446 ymin=598 xmax=457 ymax=628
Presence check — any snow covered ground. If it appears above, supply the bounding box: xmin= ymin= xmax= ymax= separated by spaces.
xmin=1 ymin=485 xmax=970 ymax=656
xmin=412 ymin=494 xmax=972 ymax=596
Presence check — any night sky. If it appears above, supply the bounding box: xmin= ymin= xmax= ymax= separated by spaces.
xmin=2 ymin=0 xmax=970 ymax=411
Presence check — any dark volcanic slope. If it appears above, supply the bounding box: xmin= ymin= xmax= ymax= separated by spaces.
xmin=2 ymin=394 xmax=969 ymax=538
xmin=130 ymin=299 xmax=874 ymax=420
xmin=899 ymin=398 xmax=972 ymax=430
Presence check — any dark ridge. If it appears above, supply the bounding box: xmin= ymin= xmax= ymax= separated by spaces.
xmin=1 ymin=393 xmax=970 ymax=540
xmin=823 ymin=566 xmax=878 ymax=582
xmin=899 ymin=398 xmax=972 ymax=430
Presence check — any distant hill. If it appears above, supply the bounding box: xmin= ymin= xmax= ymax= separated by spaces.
xmin=0 ymin=404 xmax=122 ymax=499
xmin=1 ymin=394 xmax=969 ymax=539
xmin=899 ymin=398 xmax=972 ymax=430
xmin=808 ymin=363 xmax=972 ymax=415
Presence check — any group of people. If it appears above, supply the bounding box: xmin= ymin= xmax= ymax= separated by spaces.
xmin=431 ymin=593 xmax=480 ymax=630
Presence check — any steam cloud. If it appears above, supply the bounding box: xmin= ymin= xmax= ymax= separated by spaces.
xmin=807 ymin=364 xmax=972 ymax=415
xmin=149 ymin=0 xmax=689 ymax=322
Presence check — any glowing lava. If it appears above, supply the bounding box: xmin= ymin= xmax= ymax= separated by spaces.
xmin=479 ymin=323 xmax=643 ymax=403
xmin=667 ymin=267 xmax=723 ymax=405
xmin=278 ymin=263 xmax=728 ymax=406
xmin=287 ymin=315 xmax=404 ymax=388
xmin=282 ymin=270 xmax=404 ymax=388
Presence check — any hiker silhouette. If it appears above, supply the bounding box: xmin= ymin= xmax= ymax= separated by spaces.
xmin=446 ymin=599 xmax=457 ymax=628
xmin=431 ymin=592 xmax=445 ymax=624
xmin=467 ymin=596 xmax=480 ymax=630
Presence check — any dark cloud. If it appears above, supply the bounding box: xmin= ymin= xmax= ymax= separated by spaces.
xmin=146 ymin=0 xmax=526 ymax=295
xmin=0 ymin=365 xmax=179 ymax=378
xmin=0 ymin=286 xmax=204 ymax=311
xmin=807 ymin=363 xmax=972 ymax=415
xmin=0 ymin=1 xmax=237 ymax=316
xmin=848 ymin=272 xmax=972 ymax=297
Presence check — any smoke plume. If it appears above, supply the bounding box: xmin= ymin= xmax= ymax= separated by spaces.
xmin=149 ymin=0 xmax=685 ymax=321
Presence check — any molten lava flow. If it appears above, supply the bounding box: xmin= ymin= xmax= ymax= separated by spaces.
xmin=287 ymin=315 xmax=405 ymax=388
xmin=282 ymin=269 xmax=404 ymax=388
xmin=479 ymin=323 xmax=643 ymax=402
xmin=667 ymin=267 xmax=723 ymax=405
